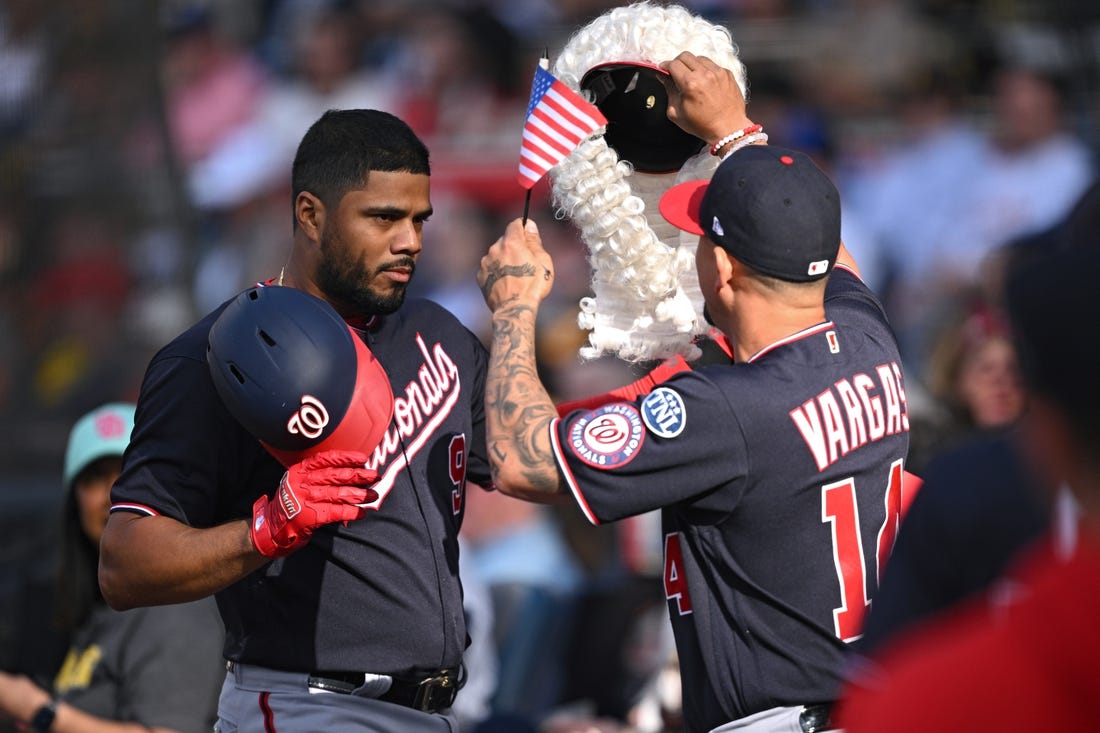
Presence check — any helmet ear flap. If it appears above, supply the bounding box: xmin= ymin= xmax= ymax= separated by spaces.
xmin=207 ymin=286 xmax=394 ymax=467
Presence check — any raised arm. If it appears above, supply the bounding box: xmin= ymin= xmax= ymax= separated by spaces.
xmin=662 ymin=51 xmax=863 ymax=279
xmin=478 ymin=218 xmax=568 ymax=503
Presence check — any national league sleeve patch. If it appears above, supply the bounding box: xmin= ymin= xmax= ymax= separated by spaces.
xmin=567 ymin=403 xmax=645 ymax=469
xmin=641 ymin=387 xmax=686 ymax=438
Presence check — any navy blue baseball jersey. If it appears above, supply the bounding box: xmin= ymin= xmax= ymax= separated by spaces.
xmin=110 ymin=294 xmax=491 ymax=676
xmin=551 ymin=266 xmax=909 ymax=731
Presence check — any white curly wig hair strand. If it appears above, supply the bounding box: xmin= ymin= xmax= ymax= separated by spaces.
xmin=550 ymin=2 xmax=747 ymax=363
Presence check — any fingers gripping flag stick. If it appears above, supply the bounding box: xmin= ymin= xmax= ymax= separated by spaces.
xmin=518 ymin=60 xmax=607 ymax=191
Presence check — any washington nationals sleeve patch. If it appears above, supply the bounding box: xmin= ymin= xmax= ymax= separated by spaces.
xmin=567 ymin=403 xmax=646 ymax=469
xmin=641 ymin=387 xmax=686 ymax=438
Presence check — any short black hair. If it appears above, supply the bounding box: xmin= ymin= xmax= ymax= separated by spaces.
xmin=291 ymin=109 xmax=430 ymax=214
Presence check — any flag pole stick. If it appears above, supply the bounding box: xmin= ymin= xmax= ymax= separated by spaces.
xmin=521 ymin=50 xmax=550 ymax=227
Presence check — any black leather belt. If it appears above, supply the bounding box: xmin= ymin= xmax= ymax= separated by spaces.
xmin=799 ymin=703 xmax=833 ymax=733
xmin=306 ymin=667 xmax=463 ymax=713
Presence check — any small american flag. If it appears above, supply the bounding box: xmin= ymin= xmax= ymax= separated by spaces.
xmin=518 ymin=62 xmax=607 ymax=189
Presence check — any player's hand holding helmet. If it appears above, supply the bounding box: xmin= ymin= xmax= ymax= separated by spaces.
xmin=207 ymin=285 xmax=396 ymax=557
xmin=251 ymin=450 xmax=378 ymax=558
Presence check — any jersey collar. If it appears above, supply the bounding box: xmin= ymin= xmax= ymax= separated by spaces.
xmin=345 ymin=314 xmax=378 ymax=332
xmin=747 ymin=321 xmax=835 ymax=363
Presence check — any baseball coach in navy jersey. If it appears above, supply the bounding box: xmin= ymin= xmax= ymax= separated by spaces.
xmin=99 ymin=109 xmax=494 ymax=732
xmin=478 ymin=53 xmax=910 ymax=733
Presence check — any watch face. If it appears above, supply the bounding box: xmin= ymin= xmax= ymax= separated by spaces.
xmin=31 ymin=701 xmax=57 ymax=733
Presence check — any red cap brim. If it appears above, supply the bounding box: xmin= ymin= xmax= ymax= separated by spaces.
xmin=583 ymin=60 xmax=671 ymax=77
xmin=659 ymin=179 xmax=709 ymax=236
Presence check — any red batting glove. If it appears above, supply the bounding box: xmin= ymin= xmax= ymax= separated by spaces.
xmin=250 ymin=450 xmax=379 ymax=558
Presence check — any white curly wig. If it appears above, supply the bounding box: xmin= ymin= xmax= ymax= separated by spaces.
xmin=551 ymin=1 xmax=747 ymax=362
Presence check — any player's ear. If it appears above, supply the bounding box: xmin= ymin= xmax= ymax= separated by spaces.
xmin=712 ymin=244 xmax=735 ymax=291
xmin=295 ymin=191 xmax=325 ymax=245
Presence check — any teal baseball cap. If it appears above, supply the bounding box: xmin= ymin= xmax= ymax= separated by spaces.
xmin=63 ymin=402 xmax=136 ymax=490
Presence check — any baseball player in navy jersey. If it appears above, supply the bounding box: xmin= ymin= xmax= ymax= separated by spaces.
xmin=99 ymin=109 xmax=491 ymax=732
xmin=478 ymin=54 xmax=909 ymax=733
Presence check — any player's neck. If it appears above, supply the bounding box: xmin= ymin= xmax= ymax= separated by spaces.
xmin=269 ymin=267 xmax=328 ymax=307
xmin=730 ymin=298 xmax=826 ymax=362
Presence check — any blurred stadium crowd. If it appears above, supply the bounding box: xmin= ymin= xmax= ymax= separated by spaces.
xmin=1 ymin=0 xmax=1098 ymax=730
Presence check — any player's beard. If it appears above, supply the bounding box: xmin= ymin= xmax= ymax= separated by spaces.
xmin=316 ymin=227 xmax=413 ymax=316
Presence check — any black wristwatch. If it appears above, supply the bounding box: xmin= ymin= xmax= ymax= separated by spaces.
xmin=30 ymin=699 xmax=57 ymax=733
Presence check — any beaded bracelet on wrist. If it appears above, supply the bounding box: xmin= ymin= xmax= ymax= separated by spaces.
xmin=709 ymin=124 xmax=763 ymax=156
xmin=719 ymin=132 xmax=769 ymax=160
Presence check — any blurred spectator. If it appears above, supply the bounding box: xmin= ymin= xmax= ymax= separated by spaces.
xmin=842 ymin=63 xmax=986 ymax=348
xmin=908 ymin=293 xmax=1024 ymax=471
xmin=857 ymin=60 xmax=1094 ymax=374
xmin=925 ymin=303 xmax=1019 ymax=430
xmin=161 ymin=5 xmax=267 ymax=170
xmin=932 ymin=63 xmax=1095 ymax=280
xmin=0 ymin=403 xmax=224 ymax=733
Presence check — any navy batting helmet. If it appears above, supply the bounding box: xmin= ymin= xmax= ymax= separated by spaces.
xmin=207 ymin=286 xmax=394 ymax=468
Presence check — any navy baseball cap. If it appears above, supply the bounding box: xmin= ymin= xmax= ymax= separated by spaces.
xmin=581 ymin=62 xmax=705 ymax=173
xmin=659 ymin=145 xmax=841 ymax=282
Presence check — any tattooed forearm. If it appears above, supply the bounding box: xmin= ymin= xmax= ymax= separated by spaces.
xmin=480 ymin=261 xmax=537 ymax=301
xmin=485 ymin=303 xmax=565 ymax=499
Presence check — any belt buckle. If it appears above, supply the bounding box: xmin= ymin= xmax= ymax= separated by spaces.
xmin=412 ymin=672 xmax=456 ymax=712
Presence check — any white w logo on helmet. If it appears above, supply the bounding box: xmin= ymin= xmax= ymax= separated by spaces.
xmin=287 ymin=394 xmax=329 ymax=439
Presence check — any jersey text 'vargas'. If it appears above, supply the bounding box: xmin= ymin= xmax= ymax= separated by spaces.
xmin=789 ymin=361 xmax=908 ymax=471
